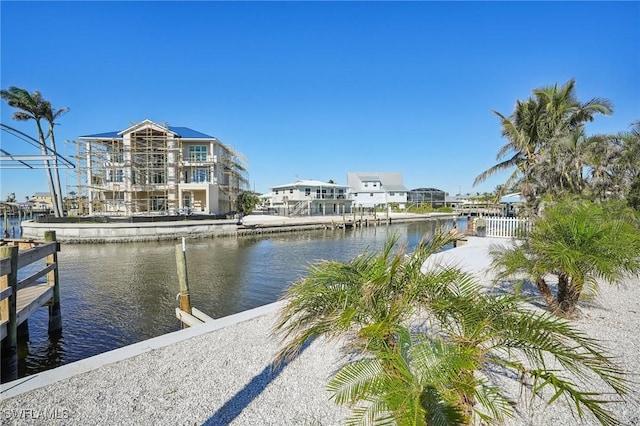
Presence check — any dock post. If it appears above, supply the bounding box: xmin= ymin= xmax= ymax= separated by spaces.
xmin=1 ymin=245 xmax=19 ymax=383
xmin=17 ymin=321 xmax=29 ymax=339
xmin=3 ymin=211 xmax=8 ymax=238
xmin=175 ymin=238 xmax=192 ymax=325
xmin=45 ymin=230 xmax=63 ymax=334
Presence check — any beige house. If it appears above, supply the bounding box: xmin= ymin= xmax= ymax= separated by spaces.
xmin=76 ymin=120 xmax=248 ymax=216
xmin=30 ymin=192 xmax=54 ymax=212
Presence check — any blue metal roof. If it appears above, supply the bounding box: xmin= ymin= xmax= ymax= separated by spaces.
xmin=81 ymin=130 xmax=120 ymax=138
xmin=167 ymin=126 xmax=213 ymax=139
xmin=81 ymin=126 xmax=214 ymax=139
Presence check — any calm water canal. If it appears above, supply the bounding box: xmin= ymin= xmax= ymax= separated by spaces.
xmin=13 ymin=218 xmax=461 ymax=378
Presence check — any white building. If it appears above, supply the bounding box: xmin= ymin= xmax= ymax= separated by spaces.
xmin=77 ymin=119 xmax=248 ymax=216
xmin=269 ymin=179 xmax=352 ymax=216
xmin=347 ymin=172 xmax=408 ymax=209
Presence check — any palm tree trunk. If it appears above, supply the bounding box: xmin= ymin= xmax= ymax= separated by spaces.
xmin=556 ymin=273 xmax=580 ymax=318
xmin=535 ymin=277 xmax=560 ymax=313
xmin=48 ymin=128 xmax=65 ymax=216
xmin=36 ymin=122 xmax=61 ymax=217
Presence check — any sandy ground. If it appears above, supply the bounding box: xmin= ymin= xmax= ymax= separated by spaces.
xmin=0 ymin=237 xmax=638 ymax=425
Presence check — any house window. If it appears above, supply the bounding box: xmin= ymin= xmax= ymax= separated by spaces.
xmin=389 ymin=192 xmax=395 ymax=196
xmin=107 ymin=169 xmax=124 ymax=183
xmin=290 ymin=189 xmax=294 ymax=194
xmin=188 ymin=145 xmax=207 ymax=161
xmin=370 ymin=193 xmax=374 ymax=196
xmin=275 ymin=190 xmax=279 ymax=195
xmin=191 ymin=168 xmax=208 ymax=183
xmin=364 ymin=182 xmax=369 ymax=187
xmin=305 ymin=188 xmax=311 ymax=196
xmin=150 ymin=195 xmax=166 ymax=211
xmin=373 ymin=183 xmax=377 ymax=187
xmin=107 ymin=146 xmax=124 ymax=163
xmin=151 ymin=170 xmax=166 ymax=184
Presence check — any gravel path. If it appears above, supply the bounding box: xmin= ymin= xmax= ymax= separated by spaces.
xmin=1 ymin=237 xmax=638 ymax=425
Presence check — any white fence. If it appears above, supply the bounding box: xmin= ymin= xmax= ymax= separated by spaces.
xmin=478 ymin=217 xmax=532 ymax=238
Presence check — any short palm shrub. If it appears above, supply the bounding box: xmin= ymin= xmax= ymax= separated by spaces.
xmin=274 ymin=232 xmax=628 ymax=425
xmin=490 ymin=198 xmax=640 ymax=317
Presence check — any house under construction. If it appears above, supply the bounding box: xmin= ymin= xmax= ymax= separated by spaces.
xmin=71 ymin=119 xmax=248 ymax=216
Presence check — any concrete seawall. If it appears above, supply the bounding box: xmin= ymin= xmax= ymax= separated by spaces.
xmin=20 ymin=213 xmax=458 ymax=243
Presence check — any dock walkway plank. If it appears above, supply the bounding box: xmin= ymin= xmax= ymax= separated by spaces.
xmin=0 ymin=284 xmax=53 ymax=341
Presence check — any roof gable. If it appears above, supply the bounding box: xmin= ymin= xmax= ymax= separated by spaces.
xmin=347 ymin=172 xmax=408 ymax=192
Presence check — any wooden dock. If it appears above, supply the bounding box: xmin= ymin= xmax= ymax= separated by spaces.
xmin=1 ymin=231 xmax=61 ymax=382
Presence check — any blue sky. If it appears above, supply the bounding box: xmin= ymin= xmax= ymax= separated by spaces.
xmin=1 ymin=1 xmax=639 ymax=201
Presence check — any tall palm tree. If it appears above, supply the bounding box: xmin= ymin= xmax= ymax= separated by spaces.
xmin=474 ymin=98 xmax=545 ymax=203
xmin=0 ymin=87 xmax=64 ymax=217
xmin=274 ymin=232 xmax=629 ymax=425
xmin=533 ymin=79 xmax=613 ymax=140
xmin=475 ymin=80 xmax=612 ymax=210
xmin=581 ymin=134 xmax=624 ymax=201
xmin=617 ymin=120 xmax=640 ymax=208
xmin=43 ymin=100 xmax=70 ymax=215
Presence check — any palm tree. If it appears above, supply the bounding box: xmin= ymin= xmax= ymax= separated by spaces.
xmin=275 ymin=233 xmax=461 ymax=361
xmin=274 ymin=232 xmax=629 ymax=425
xmin=43 ymin=100 xmax=70 ymax=216
xmin=0 ymin=87 xmax=66 ymax=217
xmin=580 ymin=134 xmax=624 ymax=201
xmin=475 ymin=80 xmax=612 ymax=210
xmin=617 ymin=120 xmax=640 ymax=208
xmin=491 ymin=198 xmax=640 ymax=318
xmin=474 ymin=98 xmax=546 ymax=203
xmin=533 ymin=79 xmax=613 ymax=141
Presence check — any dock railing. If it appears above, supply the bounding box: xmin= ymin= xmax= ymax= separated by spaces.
xmin=476 ymin=217 xmax=532 ymax=238
xmin=1 ymin=230 xmax=61 ymax=382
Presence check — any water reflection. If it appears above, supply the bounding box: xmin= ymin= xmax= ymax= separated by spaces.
xmin=14 ymin=218 xmax=461 ymax=378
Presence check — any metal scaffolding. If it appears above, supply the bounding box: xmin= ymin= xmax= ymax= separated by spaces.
xmin=66 ymin=121 xmax=248 ymax=217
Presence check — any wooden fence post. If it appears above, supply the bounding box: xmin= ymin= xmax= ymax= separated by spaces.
xmin=1 ymin=245 xmax=19 ymax=383
xmin=175 ymin=238 xmax=192 ymax=320
xmin=45 ymin=230 xmax=62 ymax=333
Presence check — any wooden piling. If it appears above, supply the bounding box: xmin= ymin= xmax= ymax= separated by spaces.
xmin=175 ymin=238 xmax=192 ymax=319
xmin=17 ymin=321 xmax=29 ymax=339
xmin=3 ymin=211 xmax=8 ymax=238
xmin=1 ymin=245 xmax=19 ymax=383
xmin=45 ymin=231 xmax=62 ymax=333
